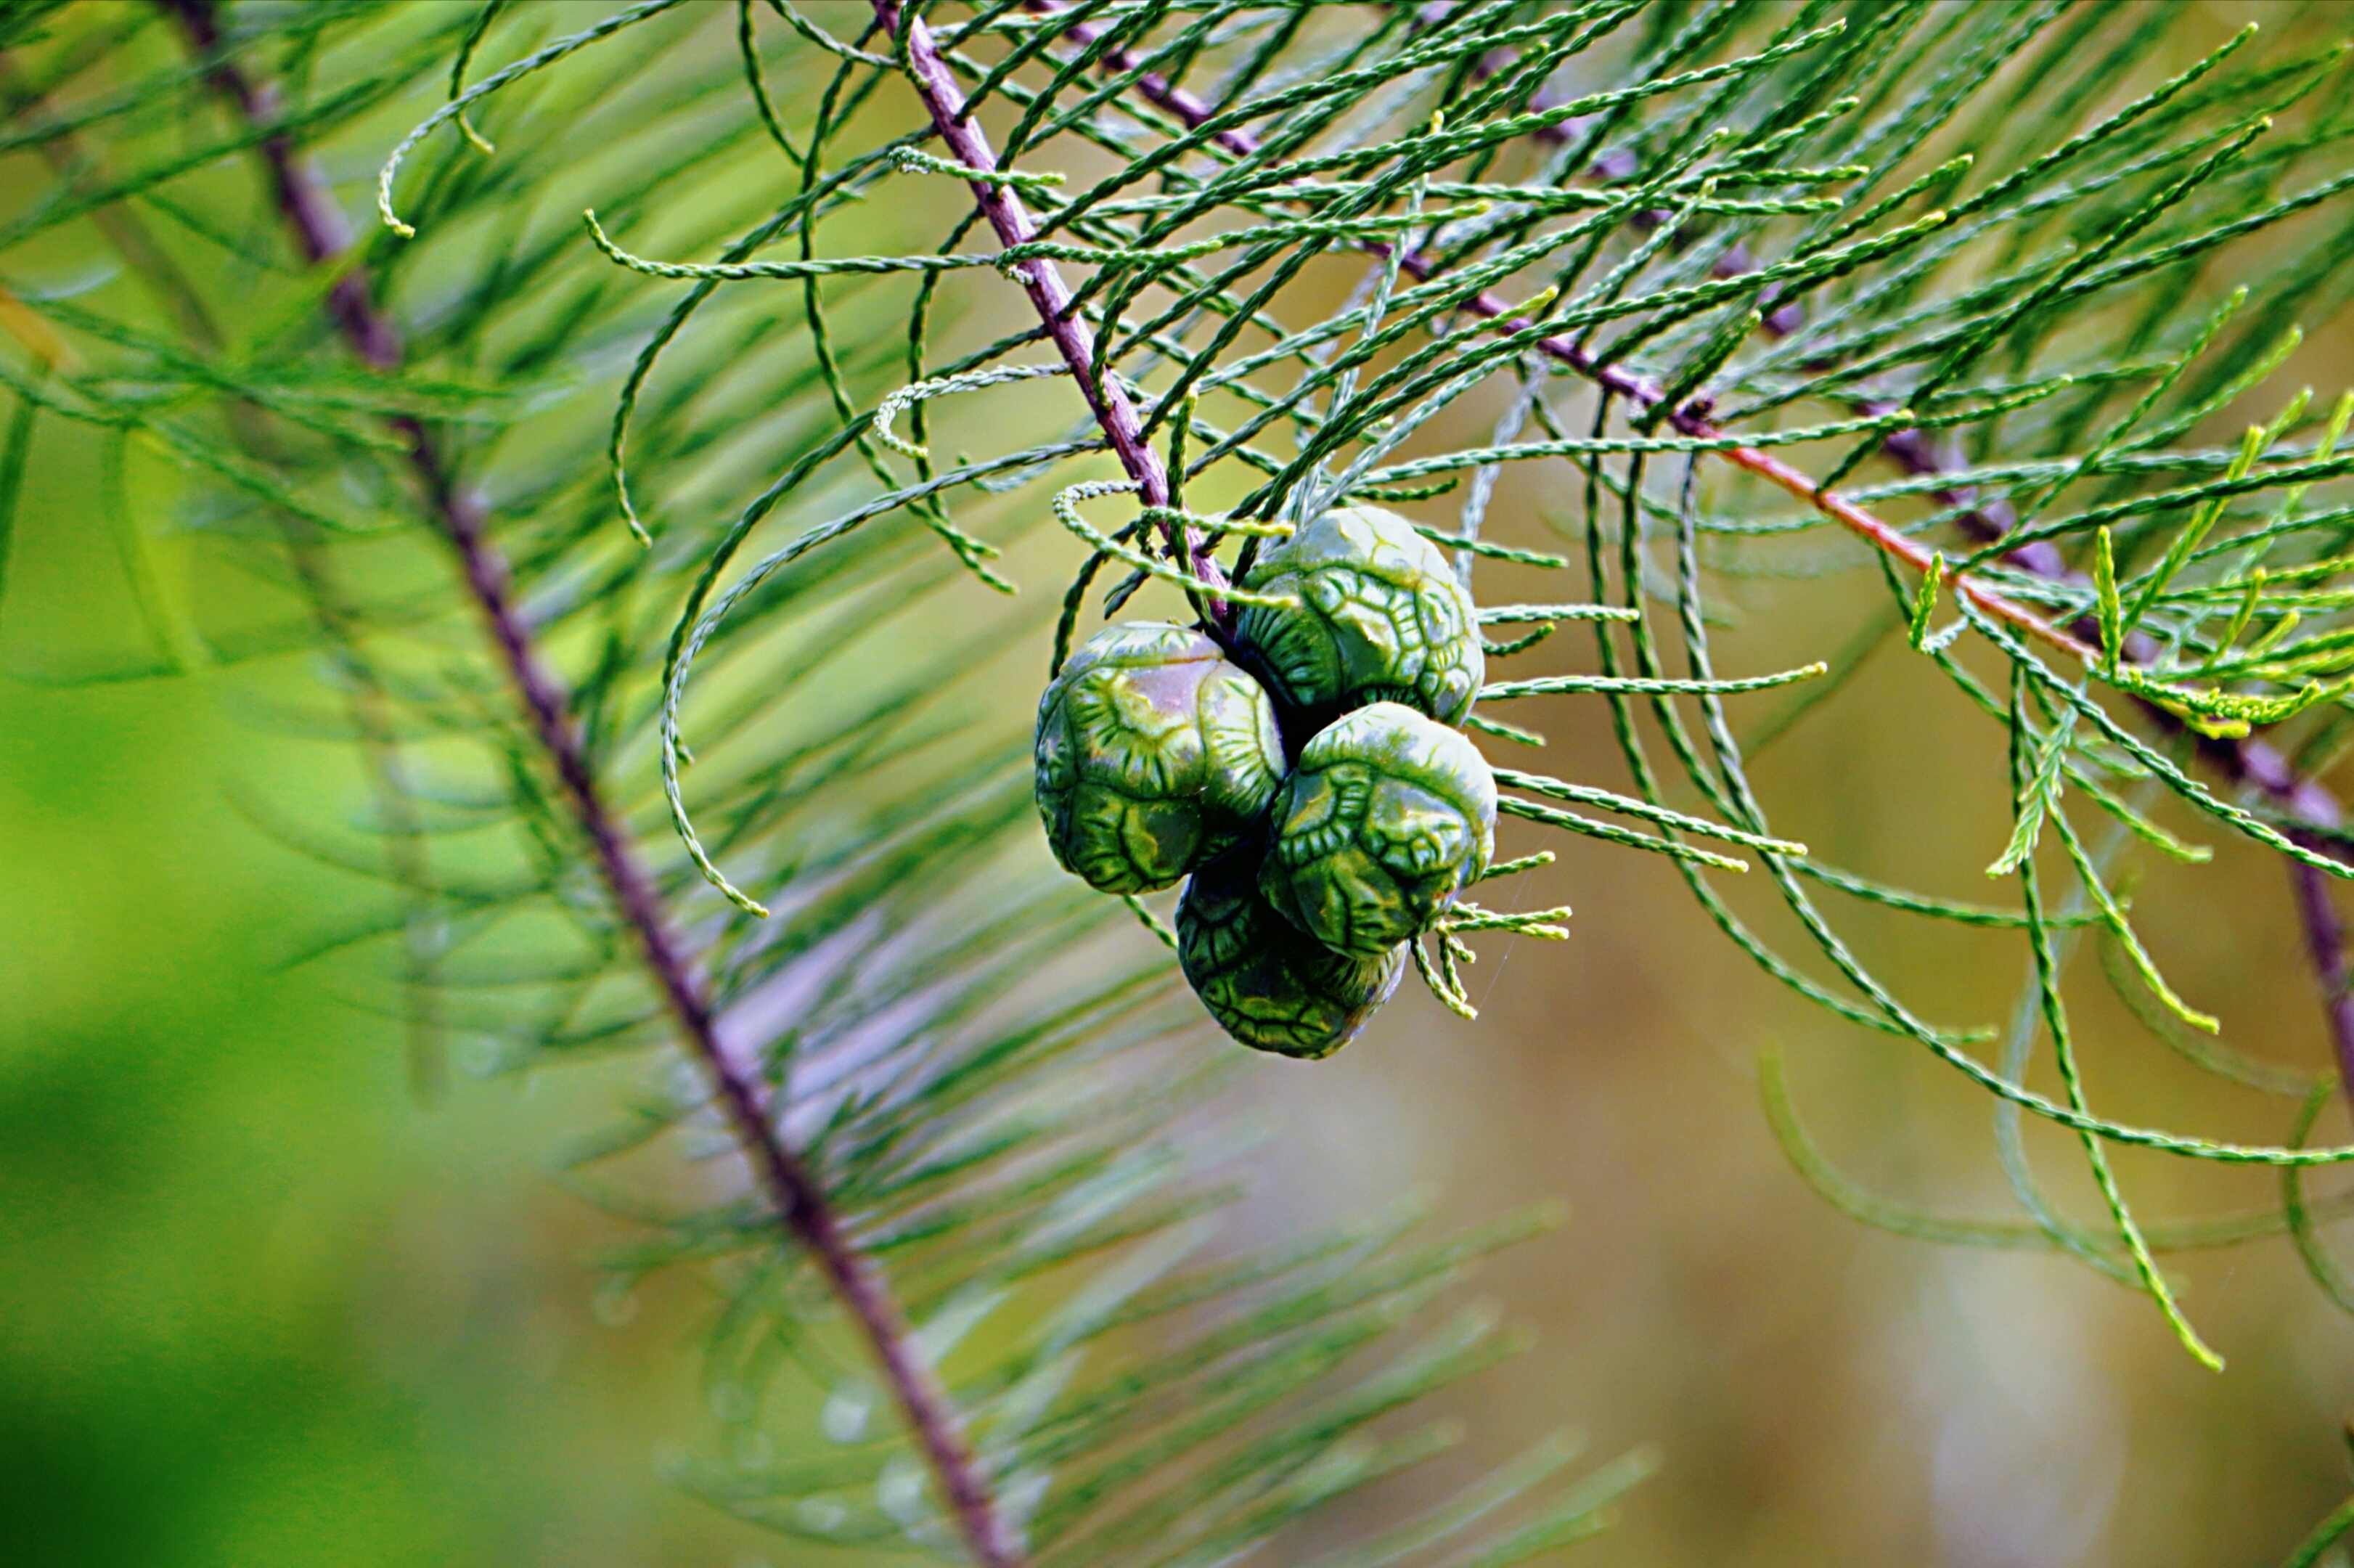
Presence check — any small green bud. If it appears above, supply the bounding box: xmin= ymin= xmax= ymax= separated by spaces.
xmin=1259 ymin=702 xmax=1496 ymax=958
xmin=1035 ymin=622 xmax=1286 ymax=894
xmin=1236 ymin=505 xmax=1483 ymax=725
xmin=1177 ymin=848 xmax=1403 ymax=1059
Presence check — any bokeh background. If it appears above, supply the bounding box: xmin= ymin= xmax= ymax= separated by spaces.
xmin=8 ymin=2 xmax=2354 ymax=1566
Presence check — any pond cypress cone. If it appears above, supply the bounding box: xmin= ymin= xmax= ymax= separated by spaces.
xmin=1034 ymin=622 xmax=1286 ymax=894
xmin=1236 ymin=505 xmax=1483 ymax=727
xmin=1176 ymin=846 xmax=1403 ymax=1059
xmin=1259 ymin=702 xmax=1497 ymax=959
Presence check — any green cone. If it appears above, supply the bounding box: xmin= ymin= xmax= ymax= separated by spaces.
xmin=1237 ymin=505 xmax=1483 ymax=725
xmin=1035 ymin=622 xmax=1286 ymax=894
xmin=1177 ymin=847 xmax=1403 ymax=1059
xmin=1259 ymin=702 xmax=1497 ymax=958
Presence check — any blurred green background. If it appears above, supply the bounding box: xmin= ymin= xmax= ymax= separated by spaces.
xmin=9 ymin=2 xmax=2354 ymax=1566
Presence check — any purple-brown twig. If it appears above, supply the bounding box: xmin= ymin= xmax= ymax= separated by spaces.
xmin=164 ymin=6 xmax=1023 ymax=1563
xmin=875 ymin=0 xmax=1226 ymax=626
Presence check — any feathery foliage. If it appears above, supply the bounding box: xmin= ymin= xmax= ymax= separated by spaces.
xmin=13 ymin=0 xmax=2354 ymax=1561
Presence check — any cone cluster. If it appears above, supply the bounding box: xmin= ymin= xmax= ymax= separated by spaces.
xmin=1034 ymin=506 xmax=1498 ymax=1059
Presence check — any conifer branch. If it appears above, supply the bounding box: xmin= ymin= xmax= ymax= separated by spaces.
xmin=1031 ymin=0 xmax=2080 ymax=659
xmin=1922 ymin=431 xmax=2354 ymax=1109
xmin=165 ymin=6 xmax=1019 ymax=1562
xmin=1036 ymin=0 xmax=2354 ymax=1116
xmin=875 ymin=0 xmax=1227 ymax=626
xmin=1023 ymin=0 xmax=2088 ymax=661
xmin=1386 ymin=255 xmax=2096 ymax=656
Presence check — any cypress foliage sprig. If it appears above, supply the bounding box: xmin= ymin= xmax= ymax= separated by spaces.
xmin=17 ymin=1 xmax=2354 ymax=1559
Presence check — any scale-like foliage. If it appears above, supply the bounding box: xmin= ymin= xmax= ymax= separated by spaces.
xmin=14 ymin=0 xmax=2354 ymax=1561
